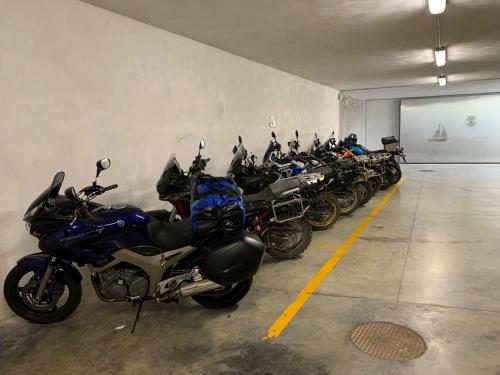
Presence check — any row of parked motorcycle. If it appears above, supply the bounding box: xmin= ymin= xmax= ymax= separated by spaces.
xmin=3 ymin=130 xmax=405 ymax=330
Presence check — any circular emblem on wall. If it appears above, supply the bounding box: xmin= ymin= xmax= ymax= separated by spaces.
xmin=116 ymin=220 xmax=125 ymax=228
xmin=465 ymin=115 xmax=478 ymax=127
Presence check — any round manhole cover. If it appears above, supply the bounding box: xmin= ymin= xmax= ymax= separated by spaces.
xmin=350 ymin=322 xmax=426 ymax=361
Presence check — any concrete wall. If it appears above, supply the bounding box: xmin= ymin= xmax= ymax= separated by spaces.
xmin=365 ymin=100 xmax=400 ymax=150
xmin=339 ymin=96 xmax=400 ymax=149
xmin=0 ymin=0 xmax=339 ymax=319
xmin=339 ymin=95 xmax=365 ymax=143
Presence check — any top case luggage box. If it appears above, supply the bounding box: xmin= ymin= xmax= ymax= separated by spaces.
xmin=381 ymin=136 xmax=398 ymax=152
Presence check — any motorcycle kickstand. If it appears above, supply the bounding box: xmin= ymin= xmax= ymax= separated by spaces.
xmin=130 ymin=298 xmax=143 ymax=334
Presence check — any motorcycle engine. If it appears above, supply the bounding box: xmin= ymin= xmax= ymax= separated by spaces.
xmin=97 ymin=267 xmax=149 ymax=301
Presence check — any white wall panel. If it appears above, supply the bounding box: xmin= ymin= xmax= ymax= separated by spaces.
xmin=0 ymin=0 xmax=338 ymax=319
xmin=400 ymin=94 xmax=500 ymax=163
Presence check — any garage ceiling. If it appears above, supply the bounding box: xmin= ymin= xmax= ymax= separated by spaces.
xmin=82 ymin=0 xmax=500 ymax=90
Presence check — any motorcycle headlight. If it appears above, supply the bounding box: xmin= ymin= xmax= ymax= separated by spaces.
xmin=25 ymin=221 xmax=31 ymax=233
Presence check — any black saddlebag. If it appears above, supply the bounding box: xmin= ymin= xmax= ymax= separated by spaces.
xmin=203 ymin=232 xmax=265 ymax=285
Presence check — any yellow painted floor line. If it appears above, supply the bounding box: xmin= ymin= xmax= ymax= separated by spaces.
xmin=263 ymin=178 xmax=405 ymax=340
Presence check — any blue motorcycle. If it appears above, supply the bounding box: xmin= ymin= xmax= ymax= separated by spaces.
xmin=3 ymin=157 xmax=265 ymax=325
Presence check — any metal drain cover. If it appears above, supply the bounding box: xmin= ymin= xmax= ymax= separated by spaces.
xmin=350 ymin=322 xmax=426 ymax=361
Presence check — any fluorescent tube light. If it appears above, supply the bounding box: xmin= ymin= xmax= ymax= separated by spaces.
xmin=438 ymin=75 xmax=447 ymax=86
xmin=434 ymin=47 xmax=447 ymax=67
xmin=428 ymin=0 xmax=446 ymax=14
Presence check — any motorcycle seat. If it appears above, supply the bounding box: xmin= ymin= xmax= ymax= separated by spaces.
xmin=334 ymin=159 xmax=356 ymax=169
xmin=309 ymin=166 xmax=333 ymax=176
xmin=270 ymin=177 xmax=301 ymax=196
xmin=147 ymin=217 xmax=194 ymax=251
xmin=243 ymin=187 xmax=275 ymax=203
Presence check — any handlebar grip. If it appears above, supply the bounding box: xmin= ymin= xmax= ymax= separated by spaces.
xmin=103 ymin=184 xmax=118 ymax=192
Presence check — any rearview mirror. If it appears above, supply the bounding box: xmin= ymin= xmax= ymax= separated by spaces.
xmin=96 ymin=158 xmax=111 ymax=179
xmin=271 ymin=131 xmax=276 ymax=140
xmin=238 ymin=135 xmax=242 ymax=145
xmin=232 ymin=145 xmax=238 ymax=154
xmin=295 ymin=130 xmax=299 ymax=139
xmin=199 ymin=139 xmax=205 ymax=150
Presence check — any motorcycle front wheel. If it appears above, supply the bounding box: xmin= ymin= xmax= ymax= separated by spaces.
xmin=192 ymin=278 xmax=253 ymax=308
xmin=355 ymin=181 xmax=373 ymax=206
xmin=381 ymin=166 xmax=397 ymax=190
xmin=336 ymin=188 xmax=360 ymax=215
xmin=368 ymin=176 xmax=383 ymax=194
xmin=392 ymin=164 xmax=402 ymax=184
xmin=264 ymin=218 xmax=312 ymax=259
xmin=3 ymin=265 xmax=82 ymax=324
xmin=307 ymin=192 xmax=339 ymax=231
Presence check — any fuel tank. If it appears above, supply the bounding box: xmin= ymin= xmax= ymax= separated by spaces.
xmin=39 ymin=204 xmax=153 ymax=263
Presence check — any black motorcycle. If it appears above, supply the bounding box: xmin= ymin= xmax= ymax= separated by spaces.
xmin=156 ymin=141 xmax=319 ymax=259
xmin=229 ymin=135 xmax=340 ymax=231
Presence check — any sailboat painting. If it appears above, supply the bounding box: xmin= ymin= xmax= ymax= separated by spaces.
xmin=428 ymin=123 xmax=448 ymax=142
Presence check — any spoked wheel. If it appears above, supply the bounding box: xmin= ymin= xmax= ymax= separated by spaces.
xmin=381 ymin=167 xmax=397 ymax=190
xmin=355 ymin=181 xmax=372 ymax=206
xmin=307 ymin=192 xmax=339 ymax=231
xmin=368 ymin=176 xmax=383 ymax=194
xmin=264 ymin=218 xmax=312 ymax=259
xmin=335 ymin=188 xmax=360 ymax=215
xmin=3 ymin=265 xmax=82 ymax=324
xmin=392 ymin=164 xmax=402 ymax=184
xmin=192 ymin=278 xmax=253 ymax=308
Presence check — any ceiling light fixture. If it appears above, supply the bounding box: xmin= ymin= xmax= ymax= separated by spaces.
xmin=434 ymin=47 xmax=447 ymax=67
xmin=428 ymin=0 xmax=446 ymax=15
xmin=438 ymin=75 xmax=447 ymax=86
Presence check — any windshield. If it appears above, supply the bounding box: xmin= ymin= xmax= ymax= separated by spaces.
xmin=323 ymin=136 xmax=336 ymax=151
xmin=263 ymin=141 xmax=278 ymax=164
xmin=229 ymin=144 xmax=247 ymax=172
xmin=25 ymin=171 xmax=65 ymax=215
xmin=159 ymin=154 xmax=183 ymax=178
xmin=288 ymin=138 xmax=299 ymax=155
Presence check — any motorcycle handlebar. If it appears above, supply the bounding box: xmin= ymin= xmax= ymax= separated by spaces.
xmin=102 ymin=184 xmax=118 ymax=192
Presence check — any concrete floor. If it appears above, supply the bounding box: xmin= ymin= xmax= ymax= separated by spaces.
xmin=1 ymin=164 xmax=500 ymax=374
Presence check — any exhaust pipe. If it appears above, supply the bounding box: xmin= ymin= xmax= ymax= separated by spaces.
xmin=179 ymin=279 xmax=222 ymax=297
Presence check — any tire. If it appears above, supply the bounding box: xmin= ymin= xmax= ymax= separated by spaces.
xmin=381 ymin=167 xmax=396 ymax=190
xmin=392 ymin=164 xmax=402 ymax=184
xmin=368 ymin=176 xmax=382 ymax=195
xmin=307 ymin=192 xmax=339 ymax=231
xmin=355 ymin=181 xmax=372 ymax=206
xmin=336 ymin=188 xmax=360 ymax=215
xmin=3 ymin=265 xmax=82 ymax=324
xmin=192 ymin=278 xmax=253 ymax=308
xmin=264 ymin=218 xmax=312 ymax=260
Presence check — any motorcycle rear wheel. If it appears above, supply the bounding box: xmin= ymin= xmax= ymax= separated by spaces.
xmin=192 ymin=278 xmax=253 ymax=308
xmin=3 ymin=265 xmax=82 ymax=324
xmin=307 ymin=192 xmax=339 ymax=231
xmin=264 ymin=218 xmax=312 ymax=259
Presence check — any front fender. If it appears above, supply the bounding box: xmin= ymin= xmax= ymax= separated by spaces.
xmin=17 ymin=252 xmax=49 ymax=277
xmin=17 ymin=252 xmax=82 ymax=283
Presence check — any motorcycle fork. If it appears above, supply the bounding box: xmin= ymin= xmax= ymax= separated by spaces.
xmin=34 ymin=256 xmax=57 ymax=302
